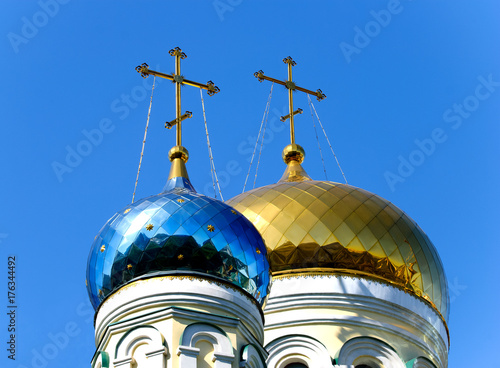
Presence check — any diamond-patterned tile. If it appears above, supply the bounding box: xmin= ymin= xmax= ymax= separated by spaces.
xmin=87 ymin=178 xmax=271 ymax=310
xmin=227 ymin=178 xmax=449 ymax=320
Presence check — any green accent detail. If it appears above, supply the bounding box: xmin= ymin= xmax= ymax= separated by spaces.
xmin=406 ymin=358 xmax=416 ymax=368
xmin=405 ymin=357 xmax=437 ymax=368
xmin=174 ymin=75 xmax=184 ymax=83
xmin=285 ymin=81 xmax=296 ymax=90
xmin=92 ymin=351 xmax=109 ymax=368
xmin=101 ymin=351 xmax=109 ymax=368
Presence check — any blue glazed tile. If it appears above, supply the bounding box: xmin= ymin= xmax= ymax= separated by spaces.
xmin=87 ymin=175 xmax=271 ymax=310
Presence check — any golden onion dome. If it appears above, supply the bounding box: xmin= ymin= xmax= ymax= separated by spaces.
xmin=227 ymin=145 xmax=449 ymax=322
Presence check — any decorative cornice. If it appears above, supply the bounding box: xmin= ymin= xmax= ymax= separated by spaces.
xmin=272 ymin=269 xmax=449 ymax=344
xmin=96 ymin=272 xmax=265 ymax=323
xmin=95 ymin=306 xmax=264 ymax=356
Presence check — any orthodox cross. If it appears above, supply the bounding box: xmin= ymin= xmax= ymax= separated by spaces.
xmin=254 ymin=56 xmax=326 ymax=144
xmin=136 ymin=47 xmax=220 ymax=146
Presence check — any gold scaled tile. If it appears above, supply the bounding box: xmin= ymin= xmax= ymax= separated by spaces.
xmin=260 ymin=188 xmax=282 ymax=202
xmin=366 ymin=216 xmax=389 ymax=240
xmin=262 ymin=225 xmax=285 ymax=248
xmin=300 ymin=184 xmax=326 ymax=198
xmin=227 ymin=177 xmax=449 ymax=321
xmin=366 ymin=241 xmax=388 ymax=260
xmin=357 ymin=226 xmax=378 ymax=250
xmin=345 ymin=212 xmax=367 ymax=234
xmin=346 ymin=237 xmax=365 ymax=253
xmin=333 ymin=222 xmax=356 ymax=246
xmin=283 ymin=223 xmax=308 ymax=246
xmin=309 ymin=221 xmax=332 ymax=245
xmin=294 ymin=190 xmax=318 ymax=208
xmin=259 ymin=202 xmax=282 ymax=223
xmin=319 ymin=210 xmax=344 ymax=232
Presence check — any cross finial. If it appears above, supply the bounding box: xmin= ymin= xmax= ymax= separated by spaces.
xmin=135 ymin=47 xmax=220 ymax=148
xmin=170 ymin=47 xmax=187 ymax=146
xmin=254 ymin=57 xmax=326 ymax=146
xmin=283 ymin=56 xmax=298 ymax=144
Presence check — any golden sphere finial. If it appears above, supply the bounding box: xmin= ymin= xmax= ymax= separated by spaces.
xmin=282 ymin=144 xmax=305 ymax=164
xmin=168 ymin=145 xmax=189 ymax=163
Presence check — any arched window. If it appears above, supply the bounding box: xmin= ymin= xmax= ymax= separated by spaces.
xmin=114 ymin=326 xmax=168 ymax=368
xmin=196 ymin=339 xmax=215 ymax=368
xmin=178 ymin=323 xmax=234 ymax=367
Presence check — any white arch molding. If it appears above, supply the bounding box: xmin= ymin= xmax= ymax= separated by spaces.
xmin=177 ymin=323 xmax=235 ymax=368
xmin=336 ymin=337 xmax=405 ymax=368
xmin=114 ymin=325 xmax=168 ymax=367
xmin=266 ymin=335 xmax=333 ymax=368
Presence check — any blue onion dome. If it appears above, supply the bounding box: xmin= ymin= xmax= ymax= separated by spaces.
xmin=86 ymin=145 xmax=271 ymax=310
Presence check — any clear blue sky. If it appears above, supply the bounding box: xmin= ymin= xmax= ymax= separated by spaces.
xmin=1 ymin=1 xmax=499 ymax=367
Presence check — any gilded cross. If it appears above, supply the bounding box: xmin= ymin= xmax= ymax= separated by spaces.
xmin=254 ymin=56 xmax=326 ymax=144
xmin=136 ymin=47 xmax=220 ymax=146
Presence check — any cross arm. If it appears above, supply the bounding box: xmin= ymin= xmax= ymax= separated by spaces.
xmin=254 ymin=70 xmax=288 ymax=88
xmin=295 ymin=85 xmax=326 ymax=101
xmin=254 ymin=70 xmax=326 ymax=101
xmin=136 ymin=63 xmax=220 ymax=96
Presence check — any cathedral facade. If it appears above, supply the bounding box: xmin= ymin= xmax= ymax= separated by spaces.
xmin=86 ymin=54 xmax=449 ymax=368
